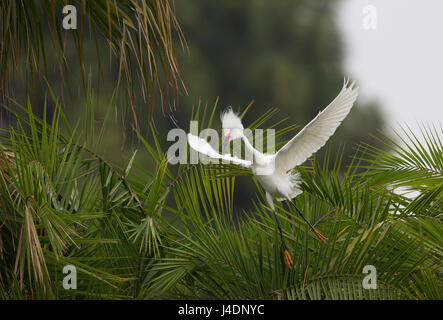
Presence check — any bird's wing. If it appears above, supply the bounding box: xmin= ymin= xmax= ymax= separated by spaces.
xmin=274 ymin=79 xmax=359 ymax=173
xmin=187 ymin=133 xmax=252 ymax=168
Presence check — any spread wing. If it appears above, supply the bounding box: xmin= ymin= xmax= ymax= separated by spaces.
xmin=187 ymin=133 xmax=252 ymax=168
xmin=274 ymin=79 xmax=359 ymax=173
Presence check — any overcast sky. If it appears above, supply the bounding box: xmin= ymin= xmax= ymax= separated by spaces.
xmin=338 ymin=0 xmax=443 ymax=133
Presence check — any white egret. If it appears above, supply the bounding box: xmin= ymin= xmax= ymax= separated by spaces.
xmin=187 ymin=79 xmax=359 ymax=268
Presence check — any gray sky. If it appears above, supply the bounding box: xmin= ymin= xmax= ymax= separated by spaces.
xmin=338 ymin=0 xmax=443 ymax=132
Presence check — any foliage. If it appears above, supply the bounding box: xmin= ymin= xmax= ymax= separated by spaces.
xmin=172 ymin=0 xmax=386 ymax=209
xmin=0 ymin=0 xmax=185 ymax=125
xmin=0 ymin=99 xmax=441 ymax=299
xmin=0 ymin=0 xmax=440 ymax=301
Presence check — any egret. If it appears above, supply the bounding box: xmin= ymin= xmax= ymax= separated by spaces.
xmin=187 ymin=79 xmax=359 ymax=268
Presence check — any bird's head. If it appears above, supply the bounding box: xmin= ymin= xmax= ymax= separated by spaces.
xmin=221 ymin=107 xmax=244 ymax=146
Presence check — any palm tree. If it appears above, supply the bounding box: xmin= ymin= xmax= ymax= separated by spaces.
xmin=145 ymin=106 xmax=442 ymax=300
xmin=0 ymin=0 xmax=186 ymax=125
xmin=0 ymin=1 xmax=441 ymax=300
xmin=0 ymin=99 xmax=441 ymax=299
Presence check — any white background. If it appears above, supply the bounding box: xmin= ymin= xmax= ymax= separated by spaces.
xmin=338 ymin=0 xmax=443 ymax=133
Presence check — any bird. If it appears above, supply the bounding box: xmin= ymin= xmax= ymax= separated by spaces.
xmin=187 ymin=79 xmax=359 ymax=268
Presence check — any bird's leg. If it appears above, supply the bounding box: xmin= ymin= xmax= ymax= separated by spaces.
xmin=266 ymin=193 xmax=293 ymax=268
xmin=288 ymin=199 xmax=328 ymax=243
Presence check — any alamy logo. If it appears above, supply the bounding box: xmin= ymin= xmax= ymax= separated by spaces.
xmin=362 ymin=265 xmax=377 ymax=289
xmin=62 ymin=264 xmax=77 ymax=290
xmin=167 ymin=121 xmax=275 ymax=174
xmin=62 ymin=5 xmax=77 ymax=30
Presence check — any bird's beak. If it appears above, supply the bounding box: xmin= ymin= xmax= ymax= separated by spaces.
xmin=222 ymin=134 xmax=230 ymax=147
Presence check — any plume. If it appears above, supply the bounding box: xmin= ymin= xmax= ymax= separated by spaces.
xmin=221 ymin=107 xmax=243 ymax=130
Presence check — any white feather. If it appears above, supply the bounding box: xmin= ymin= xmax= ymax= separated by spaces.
xmin=185 ymin=81 xmax=358 ymax=262
xmin=273 ymin=79 xmax=359 ymax=174
xmin=187 ymin=79 xmax=358 ymax=202
xmin=187 ymin=133 xmax=251 ymax=168
xmin=221 ymin=107 xmax=243 ymax=130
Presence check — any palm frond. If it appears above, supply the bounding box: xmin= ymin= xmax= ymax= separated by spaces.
xmin=0 ymin=0 xmax=186 ymax=124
